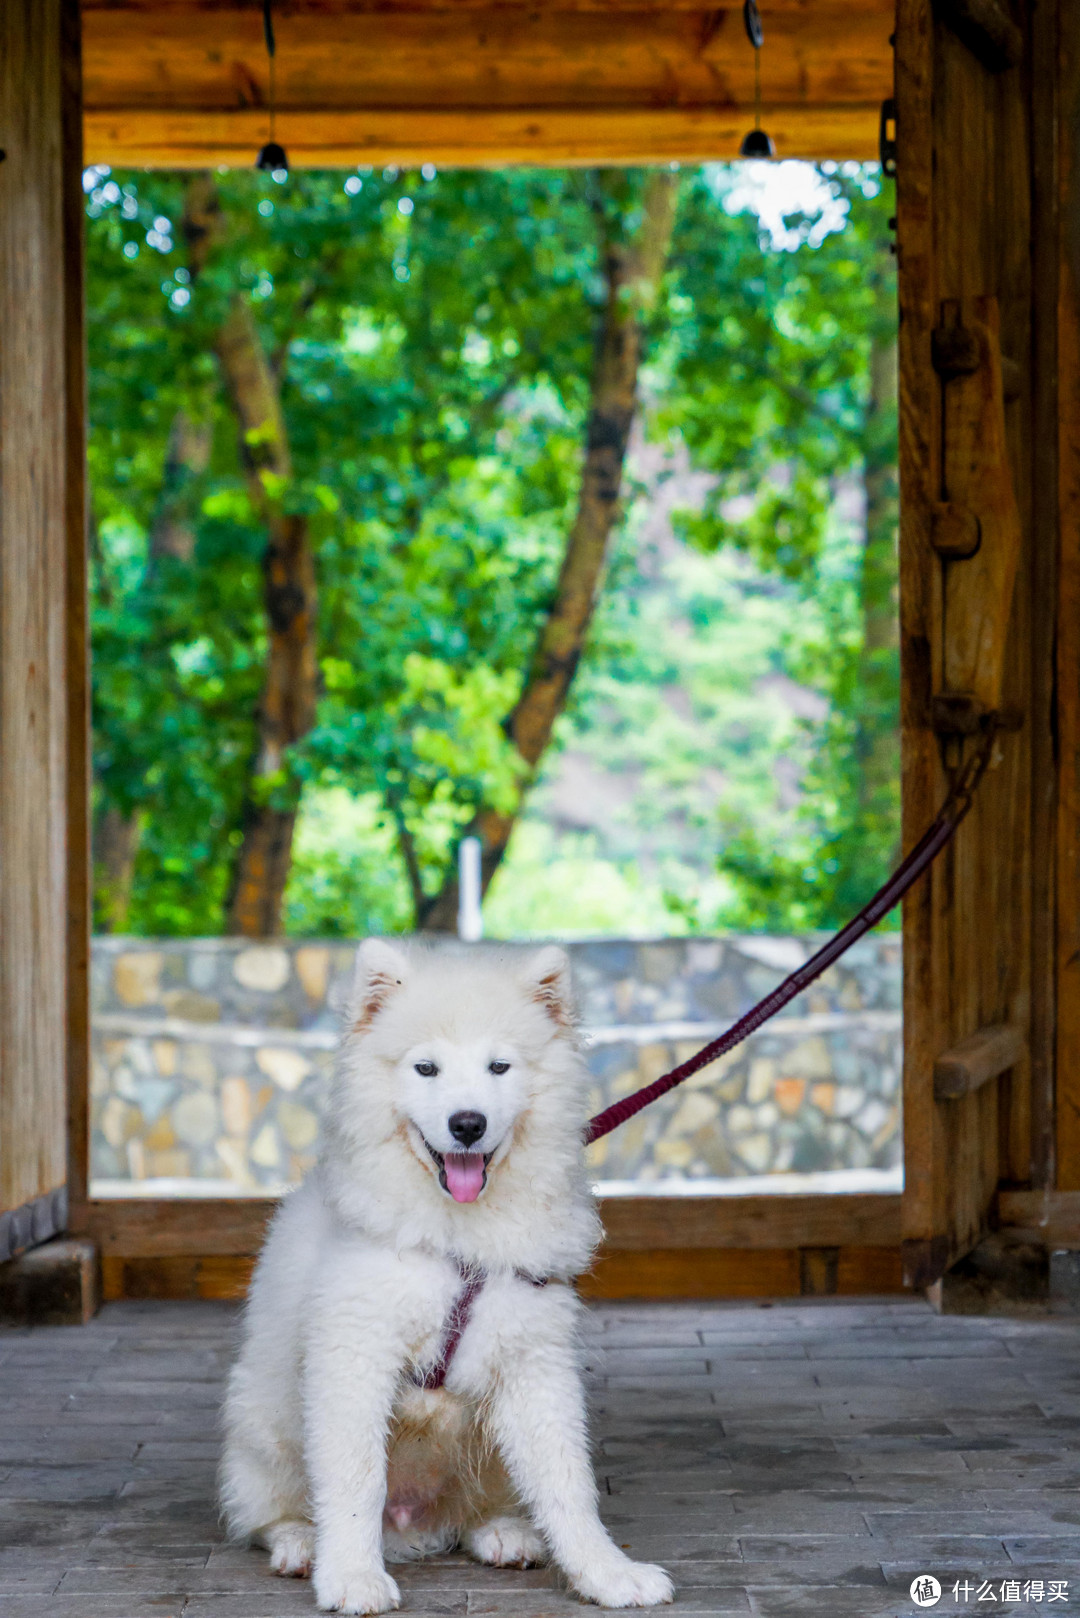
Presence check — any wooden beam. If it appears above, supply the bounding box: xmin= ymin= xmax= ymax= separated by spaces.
xmin=82 ymin=7 xmax=894 ymax=110
xmin=579 ymin=1245 xmax=905 ymax=1299
xmin=81 ymin=1 xmax=891 ymax=12
xmin=84 ymin=103 xmax=884 ymax=167
xmin=82 ymin=1192 xmax=901 ymax=1259
xmin=80 ymin=2 xmax=893 ymax=166
xmin=101 ymin=1246 xmax=905 ymax=1303
xmin=997 ymin=1189 xmax=1080 ymax=1247
xmin=80 ymin=1196 xmax=276 ymax=1258
xmin=599 ymin=1193 xmax=900 ymax=1250
xmin=933 ymin=1022 xmax=1026 ymax=1099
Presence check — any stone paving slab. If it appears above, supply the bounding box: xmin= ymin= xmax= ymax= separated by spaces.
xmin=2 ymin=1296 xmax=1080 ymax=1615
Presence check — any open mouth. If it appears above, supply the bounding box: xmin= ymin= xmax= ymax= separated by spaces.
xmin=423 ymin=1139 xmax=495 ymax=1204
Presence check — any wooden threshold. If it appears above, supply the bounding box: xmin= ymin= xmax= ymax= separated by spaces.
xmin=80 ymin=1192 xmax=905 ymax=1300
xmin=77 ymin=1191 xmax=901 ymax=1257
xmin=103 ymin=1244 xmax=906 ymax=1303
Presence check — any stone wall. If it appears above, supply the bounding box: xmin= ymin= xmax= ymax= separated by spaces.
xmin=90 ymin=935 xmax=902 ymax=1192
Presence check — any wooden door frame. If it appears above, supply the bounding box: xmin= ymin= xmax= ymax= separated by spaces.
xmin=56 ymin=0 xmax=1080 ymax=1300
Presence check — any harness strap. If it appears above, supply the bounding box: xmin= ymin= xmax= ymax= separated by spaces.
xmin=413 ymin=1264 xmax=548 ymax=1391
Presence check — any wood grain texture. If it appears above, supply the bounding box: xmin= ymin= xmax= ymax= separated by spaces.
xmin=82 ymin=6 xmax=893 ymax=111
xmin=80 ymin=1 xmax=892 ymax=12
xmin=898 ymin=0 xmax=1038 ymax=1281
xmin=599 ymin=1194 xmax=901 ymax=1250
xmin=102 ymin=1247 xmax=905 ymax=1302
xmin=63 ymin=0 xmax=92 ymax=1216
xmin=997 ymin=1189 xmax=1080 ymax=1245
xmin=83 ymin=104 xmax=885 ymax=167
xmin=0 ymin=2 xmax=71 ymax=1221
xmin=935 ymin=0 xmax=1025 ymax=71
xmin=78 ymin=1 xmax=893 ymax=164
xmin=933 ymin=1023 xmax=1027 ymax=1099
xmin=83 ymin=1193 xmax=901 ymax=1258
xmin=1028 ymin=0 xmax=1059 ymax=1192
xmin=939 ymin=298 xmax=1023 ymax=713
xmin=82 ymin=1197 xmax=277 ymax=1257
xmin=1057 ymin=0 xmax=1080 ymax=1189
xmin=579 ymin=1246 xmax=905 ymax=1298
xmin=101 ymin=1254 xmax=257 ymax=1301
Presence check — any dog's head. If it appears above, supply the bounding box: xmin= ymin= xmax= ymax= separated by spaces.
xmin=342 ymin=938 xmax=577 ymax=1205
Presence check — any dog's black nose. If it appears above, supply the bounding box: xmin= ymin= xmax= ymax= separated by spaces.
xmin=448 ymin=1110 xmax=487 ymax=1148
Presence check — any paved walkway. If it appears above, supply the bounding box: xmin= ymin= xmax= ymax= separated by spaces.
xmin=1 ymin=1296 xmax=1079 ymax=1617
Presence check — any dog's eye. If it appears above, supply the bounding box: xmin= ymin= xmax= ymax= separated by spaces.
xmin=488 ymin=1060 xmax=510 ymax=1075
xmin=414 ymin=1060 xmax=439 ymax=1077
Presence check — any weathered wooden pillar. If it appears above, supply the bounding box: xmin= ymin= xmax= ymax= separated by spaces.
xmin=1056 ymin=0 xmax=1080 ymax=1194
xmin=0 ymin=0 xmax=89 ymax=1274
xmin=895 ymin=0 xmax=1055 ymax=1290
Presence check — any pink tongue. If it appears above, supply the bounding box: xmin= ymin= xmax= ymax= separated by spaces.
xmin=443 ymin=1152 xmax=486 ymax=1203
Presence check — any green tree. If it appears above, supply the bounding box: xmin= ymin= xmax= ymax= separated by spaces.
xmin=86 ymin=160 xmax=897 ymax=940
xmin=657 ymin=162 xmax=899 ymax=927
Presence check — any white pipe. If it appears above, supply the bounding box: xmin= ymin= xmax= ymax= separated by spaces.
xmin=457 ymin=836 xmax=483 ymax=942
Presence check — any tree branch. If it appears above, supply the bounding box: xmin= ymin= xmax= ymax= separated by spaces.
xmin=386 ymin=788 xmax=426 ymax=928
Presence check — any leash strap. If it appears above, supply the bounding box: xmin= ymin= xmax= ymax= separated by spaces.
xmin=585 ymin=723 xmax=999 ymax=1146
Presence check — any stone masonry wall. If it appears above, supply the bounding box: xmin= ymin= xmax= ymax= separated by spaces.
xmin=90 ymin=935 xmax=902 ymax=1191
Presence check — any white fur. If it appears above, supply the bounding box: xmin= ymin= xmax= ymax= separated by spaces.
xmin=220 ymin=940 xmax=673 ymax=1614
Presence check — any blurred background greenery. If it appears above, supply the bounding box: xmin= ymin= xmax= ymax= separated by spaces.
xmin=87 ymin=158 xmax=897 ymax=940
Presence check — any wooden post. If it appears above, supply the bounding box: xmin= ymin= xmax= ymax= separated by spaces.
xmin=896 ymin=0 xmax=1047 ymax=1287
xmin=1057 ymin=0 xmax=1080 ymax=1191
xmin=0 ymin=0 xmax=87 ymax=1264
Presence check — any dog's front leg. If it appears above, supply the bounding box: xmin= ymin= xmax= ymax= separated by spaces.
xmin=486 ymin=1334 xmax=673 ymax=1609
xmin=304 ymin=1298 xmax=403 ymax=1615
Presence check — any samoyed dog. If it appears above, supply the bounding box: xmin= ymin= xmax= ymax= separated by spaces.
xmin=220 ymin=938 xmax=674 ymax=1614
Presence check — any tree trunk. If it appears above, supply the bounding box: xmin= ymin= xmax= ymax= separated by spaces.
xmin=150 ymin=411 xmax=211 ymax=564
xmin=421 ymin=169 xmax=679 ymax=932
xmin=853 ymin=249 xmax=900 ymax=855
xmin=91 ymin=189 xmax=217 ymax=929
xmin=180 ymin=175 xmax=319 ymax=937
xmin=93 ymin=803 xmax=141 ymax=932
xmin=216 ymin=295 xmax=318 ymax=937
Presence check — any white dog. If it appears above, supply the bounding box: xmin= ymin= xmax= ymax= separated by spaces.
xmin=220 ymin=938 xmax=674 ymax=1614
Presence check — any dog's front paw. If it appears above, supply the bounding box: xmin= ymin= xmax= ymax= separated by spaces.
xmin=574 ymin=1556 xmax=674 ymax=1609
xmin=313 ymin=1564 xmax=401 ymax=1614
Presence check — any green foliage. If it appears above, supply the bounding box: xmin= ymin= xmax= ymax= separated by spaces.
xmin=88 ymin=165 xmax=600 ymax=930
xmin=655 ymin=162 xmax=900 ymax=928
xmin=87 ymin=159 xmax=898 ymax=938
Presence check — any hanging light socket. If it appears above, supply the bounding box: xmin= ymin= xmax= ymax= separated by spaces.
xmin=740 ymin=0 xmax=775 ymax=159
xmin=739 ymin=128 xmax=776 ymax=158
xmin=255 ymin=141 xmax=289 ymax=176
xmin=256 ymin=0 xmax=288 ymax=177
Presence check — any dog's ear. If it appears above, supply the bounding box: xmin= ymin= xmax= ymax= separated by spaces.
xmin=351 ymin=938 xmax=410 ymax=1030
xmin=522 ymin=944 xmax=573 ymax=1027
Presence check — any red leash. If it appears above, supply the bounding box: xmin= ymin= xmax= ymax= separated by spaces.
xmin=584 ymin=724 xmax=999 ymax=1146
